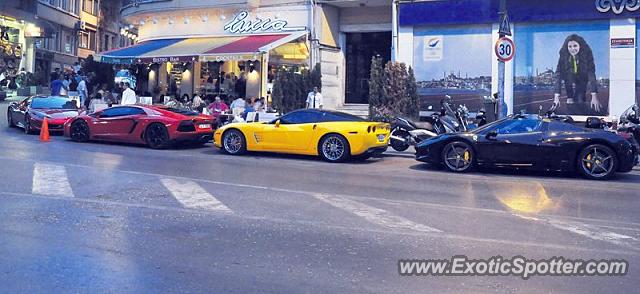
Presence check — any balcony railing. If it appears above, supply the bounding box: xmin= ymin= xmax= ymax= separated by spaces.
xmin=122 ymin=0 xmax=172 ymax=10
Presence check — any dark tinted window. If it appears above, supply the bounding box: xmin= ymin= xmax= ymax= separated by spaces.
xmin=31 ymin=97 xmax=78 ymax=110
xmin=548 ymin=121 xmax=584 ymax=133
xmin=319 ymin=111 xmax=366 ymax=122
xmin=100 ymin=107 xmax=144 ymax=118
xmin=280 ymin=111 xmax=320 ymax=124
xmin=496 ymin=119 xmax=543 ymax=135
xmin=164 ymin=107 xmax=200 ymax=116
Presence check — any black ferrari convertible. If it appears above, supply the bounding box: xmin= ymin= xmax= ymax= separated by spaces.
xmin=415 ymin=114 xmax=637 ymax=180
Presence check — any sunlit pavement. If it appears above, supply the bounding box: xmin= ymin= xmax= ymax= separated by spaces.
xmin=0 ymin=102 xmax=639 ymax=293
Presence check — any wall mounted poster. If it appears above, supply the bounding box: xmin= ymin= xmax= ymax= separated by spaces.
xmin=413 ymin=25 xmax=493 ymax=111
xmin=514 ymin=21 xmax=610 ymax=116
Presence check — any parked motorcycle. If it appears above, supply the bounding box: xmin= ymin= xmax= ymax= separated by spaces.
xmin=617 ymin=104 xmax=640 ymax=165
xmin=389 ymin=117 xmax=438 ymax=152
xmin=389 ymin=95 xmax=480 ymax=152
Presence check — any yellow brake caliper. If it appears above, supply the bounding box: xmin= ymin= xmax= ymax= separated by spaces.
xmin=464 ymin=150 xmax=470 ymax=162
xmin=586 ymin=154 xmax=592 ymax=169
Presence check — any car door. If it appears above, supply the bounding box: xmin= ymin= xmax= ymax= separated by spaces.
xmin=540 ymin=121 xmax=585 ymax=170
xmin=488 ymin=119 xmax=546 ymax=167
xmin=90 ymin=107 xmax=142 ymax=140
xmin=258 ymin=111 xmax=319 ymax=151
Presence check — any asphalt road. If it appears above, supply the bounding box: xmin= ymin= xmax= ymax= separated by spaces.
xmin=1 ymin=100 xmax=639 ymax=293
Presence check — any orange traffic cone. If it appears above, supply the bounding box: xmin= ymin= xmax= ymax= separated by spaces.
xmin=40 ymin=117 xmax=50 ymax=142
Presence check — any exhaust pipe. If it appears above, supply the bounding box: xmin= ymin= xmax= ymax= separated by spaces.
xmin=389 ymin=135 xmax=407 ymax=142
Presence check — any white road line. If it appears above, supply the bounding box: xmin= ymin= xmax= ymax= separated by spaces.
xmin=312 ymin=193 xmax=442 ymax=233
xmin=517 ymin=215 xmax=638 ymax=249
xmin=32 ymin=163 xmax=74 ymax=197
xmin=161 ymin=178 xmax=232 ymax=212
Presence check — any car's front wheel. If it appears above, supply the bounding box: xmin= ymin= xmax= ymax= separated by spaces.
xmin=145 ymin=123 xmax=170 ymax=149
xmin=577 ymin=144 xmax=618 ymax=180
xmin=70 ymin=120 xmax=90 ymax=142
xmin=7 ymin=110 xmax=14 ymax=127
xmin=221 ymin=129 xmax=246 ymax=155
xmin=319 ymin=134 xmax=351 ymax=163
xmin=24 ymin=115 xmax=33 ymax=134
xmin=441 ymin=141 xmax=475 ymax=173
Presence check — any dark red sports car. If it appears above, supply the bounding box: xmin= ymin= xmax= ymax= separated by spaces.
xmin=64 ymin=105 xmax=214 ymax=149
xmin=7 ymin=96 xmax=80 ymax=134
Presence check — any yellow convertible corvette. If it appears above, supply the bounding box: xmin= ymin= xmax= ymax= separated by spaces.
xmin=214 ymin=109 xmax=390 ymax=162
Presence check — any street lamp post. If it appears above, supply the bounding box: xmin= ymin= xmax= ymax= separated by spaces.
xmin=497 ymin=0 xmax=508 ymax=119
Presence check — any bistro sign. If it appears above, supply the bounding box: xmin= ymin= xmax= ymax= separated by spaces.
xmin=224 ymin=11 xmax=305 ymax=34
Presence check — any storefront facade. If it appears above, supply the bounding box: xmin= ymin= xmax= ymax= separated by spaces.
xmin=397 ymin=0 xmax=640 ymax=120
xmin=104 ymin=3 xmax=312 ymax=103
xmin=0 ymin=15 xmax=40 ymax=79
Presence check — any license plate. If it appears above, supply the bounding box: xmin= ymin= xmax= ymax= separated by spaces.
xmin=198 ymin=124 xmax=212 ymax=129
xmin=377 ymin=134 xmax=386 ymax=142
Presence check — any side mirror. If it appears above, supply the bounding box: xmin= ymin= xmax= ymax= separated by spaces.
xmin=275 ymin=120 xmax=281 ymax=128
xmin=486 ymin=130 xmax=498 ymax=140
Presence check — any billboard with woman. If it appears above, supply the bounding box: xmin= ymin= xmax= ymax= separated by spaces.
xmin=514 ymin=21 xmax=610 ymax=116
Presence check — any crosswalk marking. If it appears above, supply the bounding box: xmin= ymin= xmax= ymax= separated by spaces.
xmin=161 ymin=178 xmax=232 ymax=212
xmin=312 ymin=193 xmax=442 ymax=233
xmin=32 ymin=163 xmax=74 ymax=197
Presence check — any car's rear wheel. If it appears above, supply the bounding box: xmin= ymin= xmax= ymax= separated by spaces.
xmin=222 ymin=129 xmax=246 ymax=155
xmin=7 ymin=110 xmax=14 ymax=127
xmin=145 ymin=123 xmax=170 ymax=149
xmin=577 ymin=144 xmax=618 ymax=180
xmin=441 ymin=141 xmax=475 ymax=173
xmin=70 ymin=120 xmax=90 ymax=142
xmin=319 ymin=134 xmax=351 ymax=163
xmin=24 ymin=115 xmax=33 ymax=134
xmin=390 ymin=130 xmax=410 ymax=152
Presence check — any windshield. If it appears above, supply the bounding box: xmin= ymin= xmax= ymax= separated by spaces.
xmin=470 ymin=117 xmax=510 ymax=134
xmin=31 ymin=97 xmax=78 ymax=110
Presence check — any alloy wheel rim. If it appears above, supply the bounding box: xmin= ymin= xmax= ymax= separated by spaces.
xmin=71 ymin=122 xmax=88 ymax=140
xmin=224 ymin=132 xmax=242 ymax=153
xmin=581 ymin=147 xmax=614 ymax=178
xmin=148 ymin=125 xmax=168 ymax=146
xmin=322 ymin=137 xmax=344 ymax=161
xmin=444 ymin=143 xmax=472 ymax=171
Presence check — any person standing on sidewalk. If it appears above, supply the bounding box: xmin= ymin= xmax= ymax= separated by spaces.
xmin=306 ymin=86 xmax=323 ymax=109
xmin=77 ymin=76 xmax=88 ymax=108
xmin=120 ymin=82 xmax=137 ymax=105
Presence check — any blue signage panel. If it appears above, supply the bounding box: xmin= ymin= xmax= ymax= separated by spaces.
xmin=400 ymin=0 xmax=640 ymax=26
xmin=399 ymin=0 xmax=499 ymax=26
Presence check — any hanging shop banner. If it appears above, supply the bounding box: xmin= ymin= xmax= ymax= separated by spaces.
xmin=413 ymin=25 xmax=493 ymax=111
xmin=513 ymin=21 xmax=610 ymax=116
xmin=137 ymin=55 xmax=199 ymax=63
xmin=200 ymin=54 xmax=261 ymax=62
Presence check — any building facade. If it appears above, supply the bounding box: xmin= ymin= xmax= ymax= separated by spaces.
xmin=99 ymin=0 xmax=390 ymax=112
xmin=396 ymin=0 xmax=640 ymax=120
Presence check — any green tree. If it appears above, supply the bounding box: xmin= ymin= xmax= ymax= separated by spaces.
xmin=272 ymin=63 xmax=321 ymax=114
xmin=368 ymin=56 xmax=385 ymax=118
xmin=402 ymin=66 xmax=420 ymax=119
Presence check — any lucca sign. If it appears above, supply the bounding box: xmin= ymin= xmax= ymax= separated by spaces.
xmin=596 ymin=0 xmax=640 ymax=14
xmin=224 ymin=11 xmax=305 ymax=34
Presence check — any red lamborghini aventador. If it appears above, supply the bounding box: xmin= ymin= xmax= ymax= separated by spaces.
xmin=64 ymin=105 xmax=214 ymax=149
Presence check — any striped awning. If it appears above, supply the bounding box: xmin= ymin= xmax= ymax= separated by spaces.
xmin=95 ymin=32 xmax=306 ymax=64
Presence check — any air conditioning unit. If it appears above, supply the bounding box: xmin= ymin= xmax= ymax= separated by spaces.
xmin=75 ymin=21 xmax=86 ymax=30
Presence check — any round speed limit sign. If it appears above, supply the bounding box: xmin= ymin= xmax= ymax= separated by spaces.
xmin=495 ymin=37 xmax=515 ymax=62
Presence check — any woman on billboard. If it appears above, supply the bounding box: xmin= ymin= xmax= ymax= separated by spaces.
xmin=553 ymin=34 xmax=602 ymax=113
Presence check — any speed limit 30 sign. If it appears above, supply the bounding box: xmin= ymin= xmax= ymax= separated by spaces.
xmin=495 ymin=37 xmax=515 ymax=62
